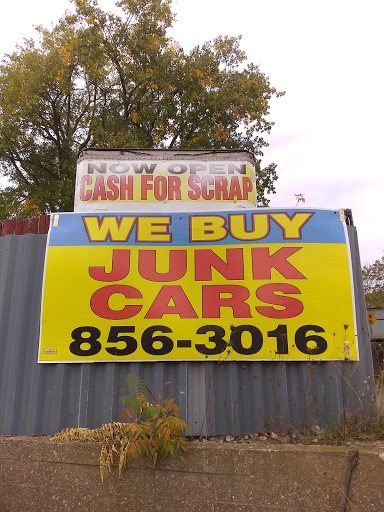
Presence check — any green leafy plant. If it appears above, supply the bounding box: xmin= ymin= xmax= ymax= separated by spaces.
xmin=117 ymin=375 xmax=190 ymax=467
xmin=313 ymin=382 xmax=384 ymax=445
xmin=52 ymin=374 xmax=190 ymax=481
xmin=362 ymin=253 xmax=384 ymax=308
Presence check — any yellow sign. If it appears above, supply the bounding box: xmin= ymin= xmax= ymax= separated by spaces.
xmin=39 ymin=209 xmax=358 ymax=362
xmin=368 ymin=313 xmax=377 ymax=325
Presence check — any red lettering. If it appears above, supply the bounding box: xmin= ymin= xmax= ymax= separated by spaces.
xmin=145 ymin=285 xmax=198 ymax=318
xmin=195 ymin=248 xmax=244 ymax=281
xmin=242 ymin=177 xmax=253 ymax=200
xmin=138 ymin=250 xmax=187 ymax=282
xmin=80 ymin=175 xmax=92 ymax=201
xmin=119 ymin=175 xmax=133 ymax=200
xmin=228 ymin=177 xmax=242 ymax=200
xmin=154 ymin=176 xmax=167 ymax=201
xmin=255 ymin=283 xmax=303 ymax=318
xmin=168 ymin=176 xmax=181 ymax=200
xmin=215 ymin=177 xmax=229 ymax=200
xmin=202 ymin=285 xmax=251 ymax=318
xmin=106 ymin=175 xmax=119 ymax=201
xmin=252 ymin=247 xmax=306 ymax=279
xmin=188 ymin=175 xmax=201 ymax=199
xmin=89 ymin=249 xmax=130 ymax=282
xmin=201 ymin=176 xmax=214 ymax=200
xmin=90 ymin=285 xmax=142 ymax=319
xmin=92 ymin=175 xmax=107 ymax=200
xmin=141 ymin=175 xmax=154 ymax=200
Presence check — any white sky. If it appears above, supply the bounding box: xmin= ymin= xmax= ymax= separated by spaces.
xmin=0 ymin=0 xmax=383 ymax=264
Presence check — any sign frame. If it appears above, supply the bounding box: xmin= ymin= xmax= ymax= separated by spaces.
xmin=38 ymin=208 xmax=359 ymax=363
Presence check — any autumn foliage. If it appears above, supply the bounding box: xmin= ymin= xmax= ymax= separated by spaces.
xmin=52 ymin=374 xmax=190 ymax=481
xmin=0 ymin=0 xmax=283 ymax=212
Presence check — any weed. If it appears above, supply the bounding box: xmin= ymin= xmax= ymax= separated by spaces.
xmin=52 ymin=374 xmax=190 ymax=481
xmin=314 ymin=372 xmax=384 ymax=444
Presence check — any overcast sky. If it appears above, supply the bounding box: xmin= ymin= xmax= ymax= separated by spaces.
xmin=0 ymin=0 xmax=383 ymax=264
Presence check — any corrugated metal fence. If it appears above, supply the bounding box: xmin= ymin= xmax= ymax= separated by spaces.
xmin=0 ymin=217 xmax=375 ymax=436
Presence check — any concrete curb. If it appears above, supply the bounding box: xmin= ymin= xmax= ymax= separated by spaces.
xmin=0 ymin=436 xmax=383 ymax=511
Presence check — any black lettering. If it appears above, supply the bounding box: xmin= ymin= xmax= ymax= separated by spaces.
xmin=88 ymin=163 xmax=107 ymax=174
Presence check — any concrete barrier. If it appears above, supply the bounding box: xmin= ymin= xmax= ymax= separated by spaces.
xmin=0 ymin=436 xmax=383 ymax=511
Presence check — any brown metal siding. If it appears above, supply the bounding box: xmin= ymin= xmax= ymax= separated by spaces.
xmin=1 ymin=215 xmax=50 ymax=236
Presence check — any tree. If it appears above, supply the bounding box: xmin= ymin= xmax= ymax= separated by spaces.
xmin=0 ymin=0 xmax=284 ymax=213
xmin=0 ymin=187 xmax=42 ymax=221
xmin=362 ymin=254 xmax=384 ymax=308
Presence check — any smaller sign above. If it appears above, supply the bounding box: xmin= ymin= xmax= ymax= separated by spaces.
xmin=74 ymin=149 xmax=257 ymax=212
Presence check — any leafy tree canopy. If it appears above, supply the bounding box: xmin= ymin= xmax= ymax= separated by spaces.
xmin=0 ymin=187 xmax=42 ymax=221
xmin=0 ymin=0 xmax=284 ymax=213
xmin=362 ymin=254 xmax=384 ymax=308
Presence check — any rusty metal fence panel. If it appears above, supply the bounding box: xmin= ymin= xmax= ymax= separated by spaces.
xmin=0 ymin=215 xmax=50 ymax=236
xmin=0 ymin=221 xmax=375 ymax=436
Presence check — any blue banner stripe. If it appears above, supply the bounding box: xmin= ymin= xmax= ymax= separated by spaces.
xmin=48 ymin=209 xmax=346 ymax=247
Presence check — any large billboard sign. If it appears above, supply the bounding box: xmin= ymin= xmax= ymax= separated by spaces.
xmin=39 ymin=209 xmax=358 ymax=362
xmin=74 ymin=150 xmax=257 ymax=212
